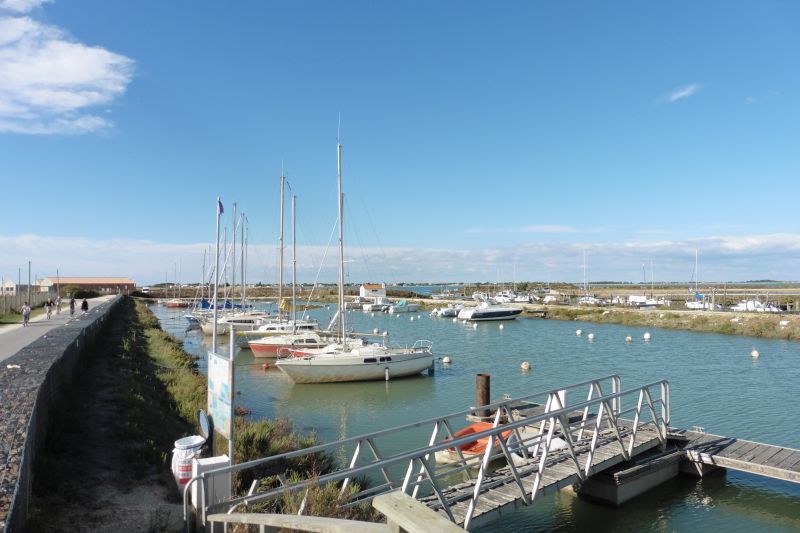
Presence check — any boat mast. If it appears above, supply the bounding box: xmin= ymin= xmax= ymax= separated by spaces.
xmin=279 ymin=175 xmax=285 ymax=316
xmin=231 ymin=203 xmax=237 ymax=309
xmin=241 ymin=212 xmax=246 ymax=309
xmin=582 ymin=250 xmax=588 ymax=294
xmin=292 ymin=194 xmax=297 ymax=334
xmin=695 ymin=248 xmax=699 ymax=293
xmin=337 ymin=142 xmax=346 ymax=344
xmin=213 ymin=197 xmax=223 ymax=347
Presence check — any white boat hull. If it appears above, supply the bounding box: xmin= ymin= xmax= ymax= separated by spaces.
xmin=276 ymin=350 xmax=434 ymax=384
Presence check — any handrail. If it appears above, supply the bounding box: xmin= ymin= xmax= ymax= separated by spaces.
xmin=191 ymin=376 xmax=669 ymax=531
xmin=200 ymin=374 xmax=621 ymax=478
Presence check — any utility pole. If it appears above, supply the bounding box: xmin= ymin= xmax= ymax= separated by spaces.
xmin=27 ymin=261 xmax=31 ymax=305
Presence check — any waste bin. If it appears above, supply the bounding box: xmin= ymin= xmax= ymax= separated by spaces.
xmin=171 ymin=435 xmax=206 ymax=489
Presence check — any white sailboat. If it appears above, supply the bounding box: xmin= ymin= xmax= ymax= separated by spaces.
xmin=276 ymin=141 xmax=435 ymax=384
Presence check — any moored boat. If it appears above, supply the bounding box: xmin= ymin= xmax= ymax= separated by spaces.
xmin=434 ymin=421 xmax=513 ymax=465
xmin=457 ymin=301 xmax=522 ymax=321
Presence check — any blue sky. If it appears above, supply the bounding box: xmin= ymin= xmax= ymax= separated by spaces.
xmin=2 ymin=0 xmax=799 ymax=285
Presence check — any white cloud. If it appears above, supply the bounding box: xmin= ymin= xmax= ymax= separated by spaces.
xmin=2 ymin=233 xmax=800 ymax=285
xmin=0 ymin=0 xmax=50 ymax=13
xmin=666 ymin=83 xmax=701 ymax=103
xmin=0 ymin=6 xmax=134 ymax=134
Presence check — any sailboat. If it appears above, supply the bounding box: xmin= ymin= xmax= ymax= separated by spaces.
xmin=276 ymin=141 xmax=435 ymax=384
xmin=685 ymin=249 xmax=713 ymax=310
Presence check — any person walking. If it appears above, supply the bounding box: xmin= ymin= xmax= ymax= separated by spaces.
xmin=22 ymin=302 xmax=31 ymax=326
xmin=69 ymin=296 xmax=76 ymax=317
xmin=45 ymin=299 xmax=53 ymax=319
xmin=55 ymin=295 xmax=62 ymax=314
xmin=81 ymin=298 xmax=89 ymax=316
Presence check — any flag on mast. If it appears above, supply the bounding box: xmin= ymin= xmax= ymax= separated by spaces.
xmin=217 ymin=197 xmax=224 ymax=215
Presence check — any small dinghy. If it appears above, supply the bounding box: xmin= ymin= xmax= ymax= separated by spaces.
xmin=435 ymin=421 xmax=513 ymax=465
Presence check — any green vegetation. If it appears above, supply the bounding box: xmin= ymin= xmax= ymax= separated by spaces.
xmin=539 ymin=306 xmax=800 ymax=340
xmin=30 ymin=297 xmax=378 ymax=527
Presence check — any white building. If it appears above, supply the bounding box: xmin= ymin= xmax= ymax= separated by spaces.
xmin=0 ymin=279 xmax=16 ymax=296
xmin=359 ymin=283 xmax=386 ymax=299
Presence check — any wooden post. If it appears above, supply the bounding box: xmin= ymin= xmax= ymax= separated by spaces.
xmin=476 ymin=373 xmax=490 ymax=419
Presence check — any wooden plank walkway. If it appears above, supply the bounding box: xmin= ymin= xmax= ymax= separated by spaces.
xmin=420 ymin=425 xmax=663 ymax=529
xmin=678 ymin=429 xmax=800 ymax=483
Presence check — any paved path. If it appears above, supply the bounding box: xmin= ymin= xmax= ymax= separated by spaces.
xmin=0 ymin=296 xmax=116 ymax=364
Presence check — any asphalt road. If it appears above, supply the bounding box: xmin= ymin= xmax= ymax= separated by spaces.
xmin=0 ymin=296 xmax=115 ymax=364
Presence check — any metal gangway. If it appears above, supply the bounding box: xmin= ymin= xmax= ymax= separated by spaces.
xmin=187 ymin=375 xmax=670 ymax=531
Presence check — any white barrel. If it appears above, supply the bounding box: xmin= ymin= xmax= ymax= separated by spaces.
xmin=171 ymin=435 xmax=205 ymax=489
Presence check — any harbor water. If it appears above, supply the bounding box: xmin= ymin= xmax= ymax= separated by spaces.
xmin=153 ymin=302 xmax=800 ymax=531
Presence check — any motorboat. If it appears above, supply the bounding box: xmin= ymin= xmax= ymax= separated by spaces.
xmin=363 ymin=297 xmax=391 ymax=312
xmin=198 ymin=310 xmax=270 ymax=335
xmin=248 ymin=331 xmax=334 ymax=358
xmin=493 ymin=291 xmax=517 ymax=303
xmin=235 ymin=318 xmax=321 ymax=347
xmin=345 ymin=296 xmax=370 ymax=309
xmin=434 ymin=421 xmax=513 ymax=465
xmin=431 ymin=304 xmax=461 ymax=318
xmin=457 ymin=300 xmax=522 ymax=321
xmin=388 ymin=300 xmax=421 ymax=314
xmin=730 ymin=300 xmax=782 ymax=313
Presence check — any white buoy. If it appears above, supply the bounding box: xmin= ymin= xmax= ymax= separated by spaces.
xmin=452 ymin=317 xmax=458 ymax=323
xmin=625 ymin=335 xmax=632 ymax=343
xmin=382 ymin=331 xmax=388 ymax=336
xmin=521 ymin=361 xmax=531 ymax=371
xmin=417 ymin=315 xmax=421 ymax=319
xmin=410 ymin=316 xmax=415 ymax=321
xmin=499 ymin=324 xmax=504 ymax=330
xmin=373 ymin=328 xmax=379 ymax=334
xmin=385 ymin=367 xmax=390 ymax=381
xmin=576 ymin=329 xmax=582 ymax=336
xmin=587 ymin=333 xmax=595 ymax=340
xmin=462 ymin=320 xmax=467 ymax=324
xmin=473 ymin=323 xmax=478 ymax=329
xmin=443 ymin=356 xmax=452 ymax=364
xmin=371 ymin=312 xmax=375 ymax=317
xmin=643 ymin=332 xmax=652 ymax=341
xmin=751 ymin=348 xmax=759 ymax=358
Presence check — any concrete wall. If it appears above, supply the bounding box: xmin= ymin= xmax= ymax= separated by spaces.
xmin=0 ymin=295 xmax=122 ymax=532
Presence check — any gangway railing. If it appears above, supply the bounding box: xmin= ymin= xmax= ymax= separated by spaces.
xmin=186 ymin=375 xmax=669 ymax=530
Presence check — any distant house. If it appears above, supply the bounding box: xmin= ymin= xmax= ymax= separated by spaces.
xmin=39 ymin=276 xmax=137 ymax=295
xmin=359 ymin=283 xmax=386 ymax=299
xmin=0 ymin=279 xmax=16 ymax=296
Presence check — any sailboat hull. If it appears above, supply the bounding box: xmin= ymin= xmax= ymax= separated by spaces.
xmin=276 ymin=351 xmax=434 ymax=384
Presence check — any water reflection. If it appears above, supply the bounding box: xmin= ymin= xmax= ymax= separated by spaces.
xmin=150 ymin=302 xmax=800 ymax=533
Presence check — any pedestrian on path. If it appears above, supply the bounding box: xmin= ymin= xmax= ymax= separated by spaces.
xmin=69 ymin=296 xmax=75 ymax=317
xmin=56 ymin=295 xmax=62 ymax=314
xmin=22 ymin=302 xmax=31 ymax=326
xmin=81 ymin=298 xmax=89 ymax=316
xmin=45 ymin=300 xmax=53 ymax=319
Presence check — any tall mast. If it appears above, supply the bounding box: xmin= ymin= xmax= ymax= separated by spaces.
xmin=337 ymin=142 xmax=346 ymax=343
xmin=240 ymin=213 xmax=246 ymax=308
xmin=582 ymin=250 xmax=587 ymax=293
xmin=279 ymin=175 xmax=285 ymax=314
xmin=231 ymin=203 xmax=237 ymax=307
xmin=695 ymin=248 xmax=699 ymax=292
xmin=213 ymin=198 xmax=222 ymax=347
xmin=292 ymin=194 xmax=297 ymax=334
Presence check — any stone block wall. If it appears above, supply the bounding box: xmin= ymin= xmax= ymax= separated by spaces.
xmin=0 ymin=295 xmax=122 ymax=532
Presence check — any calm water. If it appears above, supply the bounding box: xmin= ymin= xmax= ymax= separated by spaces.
xmin=153 ymin=303 xmax=800 ymax=532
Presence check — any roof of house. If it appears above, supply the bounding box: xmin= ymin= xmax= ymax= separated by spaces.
xmin=42 ymin=277 xmax=136 ymax=285
xmin=361 ymin=283 xmax=386 ymax=290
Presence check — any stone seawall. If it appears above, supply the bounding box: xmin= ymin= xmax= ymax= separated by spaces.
xmin=0 ymin=295 xmax=122 ymax=532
